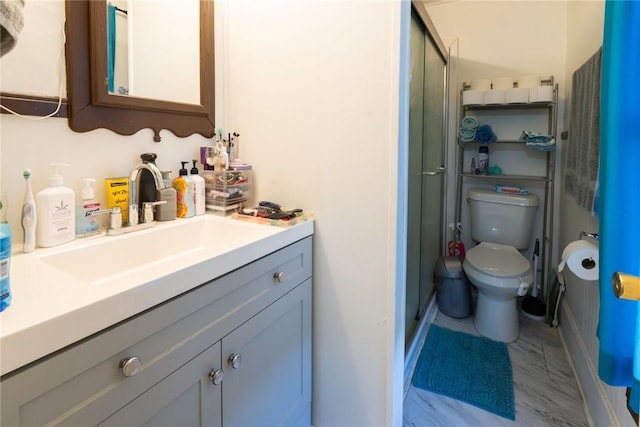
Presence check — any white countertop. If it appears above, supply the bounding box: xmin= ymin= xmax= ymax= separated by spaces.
xmin=0 ymin=215 xmax=313 ymax=376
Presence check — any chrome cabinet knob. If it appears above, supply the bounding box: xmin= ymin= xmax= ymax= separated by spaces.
xmin=119 ymin=356 xmax=141 ymax=377
xmin=228 ymin=353 xmax=242 ymax=369
xmin=273 ymin=271 xmax=285 ymax=283
xmin=209 ymin=369 xmax=224 ymax=385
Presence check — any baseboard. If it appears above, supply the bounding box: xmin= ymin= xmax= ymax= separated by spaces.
xmin=559 ymin=300 xmax=621 ymax=427
xmin=404 ymin=295 xmax=438 ymax=398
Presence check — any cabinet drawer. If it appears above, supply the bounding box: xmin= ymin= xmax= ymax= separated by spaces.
xmin=0 ymin=237 xmax=312 ymax=426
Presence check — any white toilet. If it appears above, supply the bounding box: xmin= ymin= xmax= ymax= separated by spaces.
xmin=463 ymin=189 xmax=539 ymax=343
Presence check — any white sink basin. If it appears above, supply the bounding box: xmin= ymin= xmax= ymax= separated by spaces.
xmin=37 ymin=216 xmax=280 ymax=285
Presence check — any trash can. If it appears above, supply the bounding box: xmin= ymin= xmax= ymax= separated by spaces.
xmin=434 ymin=256 xmax=472 ymax=318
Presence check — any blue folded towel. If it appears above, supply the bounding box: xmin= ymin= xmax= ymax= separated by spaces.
xmin=520 ymin=130 xmax=553 ymax=143
xmin=475 ymin=124 xmax=497 ymax=144
xmin=526 ymin=138 xmax=556 ymax=151
xmin=461 ymin=117 xmax=479 ymax=130
xmin=521 ymin=130 xmax=556 ymax=150
xmin=459 ymin=128 xmax=476 ymax=143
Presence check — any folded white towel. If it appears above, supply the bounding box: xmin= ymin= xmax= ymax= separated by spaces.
xmin=0 ymin=0 xmax=25 ymax=57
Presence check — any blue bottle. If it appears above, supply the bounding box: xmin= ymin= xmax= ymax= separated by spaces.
xmin=0 ymin=193 xmax=11 ymax=312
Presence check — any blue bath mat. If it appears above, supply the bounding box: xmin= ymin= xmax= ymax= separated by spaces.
xmin=412 ymin=325 xmax=515 ymax=420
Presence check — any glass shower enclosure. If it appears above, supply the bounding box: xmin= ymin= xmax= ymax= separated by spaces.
xmin=405 ymin=4 xmax=448 ymax=345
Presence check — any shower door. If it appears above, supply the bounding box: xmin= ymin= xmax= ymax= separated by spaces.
xmin=406 ymin=8 xmax=447 ymax=344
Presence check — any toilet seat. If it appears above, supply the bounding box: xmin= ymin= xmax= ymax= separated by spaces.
xmin=465 ymin=242 xmax=529 ymax=278
xmin=462 ymin=242 xmax=533 ymax=343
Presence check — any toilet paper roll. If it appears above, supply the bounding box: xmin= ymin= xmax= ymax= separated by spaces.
xmin=463 ymin=90 xmax=484 ymax=106
xmin=506 ymin=87 xmax=529 ymax=104
xmin=558 ymin=240 xmax=599 ymax=281
xmin=483 ymin=89 xmax=505 ymax=105
xmin=492 ymin=77 xmax=514 ymax=90
xmin=530 ymin=85 xmax=554 ymax=102
xmin=471 ymin=79 xmax=492 ymax=91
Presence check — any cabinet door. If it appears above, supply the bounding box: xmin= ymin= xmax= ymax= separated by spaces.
xmin=98 ymin=342 xmax=222 ymax=427
xmin=222 ymin=280 xmax=312 ymax=427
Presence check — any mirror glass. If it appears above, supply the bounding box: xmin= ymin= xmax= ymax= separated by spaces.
xmin=106 ymin=0 xmax=200 ymax=104
xmin=65 ymin=0 xmax=214 ymax=142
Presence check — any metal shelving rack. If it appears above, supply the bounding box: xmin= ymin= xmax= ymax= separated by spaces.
xmin=455 ymin=76 xmax=558 ymax=302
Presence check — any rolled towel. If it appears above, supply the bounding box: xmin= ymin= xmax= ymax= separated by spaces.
xmin=475 ymin=124 xmax=497 ymax=144
xmin=0 ymin=0 xmax=25 ymax=57
xmin=461 ymin=116 xmax=479 ymax=130
xmin=459 ymin=128 xmax=476 ymax=143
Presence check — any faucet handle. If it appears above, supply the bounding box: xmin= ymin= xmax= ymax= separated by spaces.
xmin=142 ymin=201 xmax=167 ymax=223
xmin=128 ymin=204 xmax=139 ymax=226
xmin=89 ymin=206 xmax=122 ymax=231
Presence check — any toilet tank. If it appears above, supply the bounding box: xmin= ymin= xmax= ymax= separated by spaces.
xmin=467 ymin=189 xmax=539 ymax=249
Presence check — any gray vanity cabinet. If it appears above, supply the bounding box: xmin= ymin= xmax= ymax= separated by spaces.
xmin=0 ymin=237 xmax=313 ymax=427
xmin=222 ymin=280 xmax=312 ymax=426
xmin=99 ymin=341 xmax=223 ymax=427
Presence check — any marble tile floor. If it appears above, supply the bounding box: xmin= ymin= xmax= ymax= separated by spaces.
xmin=403 ymin=310 xmax=589 ymax=427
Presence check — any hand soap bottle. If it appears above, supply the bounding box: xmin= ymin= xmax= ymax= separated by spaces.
xmin=36 ymin=163 xmax=76 ymax=247
xmin=76 ymin=178 xmax=101 ymax=237
xmin=173 ymin=162 xmax=194 ymax=218
xmin=190 ymin=160 xmax=205 ymax=216
xmin=156 ymin=170 xmax=177 ymax=221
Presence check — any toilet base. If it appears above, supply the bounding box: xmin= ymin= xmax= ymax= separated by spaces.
xmin=474 ymin=291 xmax=519 ymax=343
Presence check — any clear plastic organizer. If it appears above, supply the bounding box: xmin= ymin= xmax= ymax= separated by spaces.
xmin=203 ymin=170 xmax=252 ymax=215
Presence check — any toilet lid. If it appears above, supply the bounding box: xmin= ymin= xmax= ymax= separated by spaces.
xmin=466 ymin=242 xmax=530 ymax=278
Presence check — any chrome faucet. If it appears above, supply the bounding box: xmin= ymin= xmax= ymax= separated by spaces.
xmin=129 ymin=154 xmax=166 ymax=226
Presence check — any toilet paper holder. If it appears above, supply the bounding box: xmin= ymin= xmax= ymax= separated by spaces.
xmin=579 ymin=231 xmax=599 ymax=240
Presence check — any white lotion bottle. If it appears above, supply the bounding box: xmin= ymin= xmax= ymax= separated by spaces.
xmin=76 ymin=178 xmax=101 ymax=237
xmin=190 ymin=160 xmax=205 ymax=216
xmin=36 ymin=163 xmax=76 ymax=247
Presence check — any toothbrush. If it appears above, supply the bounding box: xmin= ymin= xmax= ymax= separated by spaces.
xmin=22 ymin=169 xmax=37 ymax=253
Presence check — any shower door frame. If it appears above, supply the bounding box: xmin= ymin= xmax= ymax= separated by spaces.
xmin=405 ymin=1 xmax=449 ymax=346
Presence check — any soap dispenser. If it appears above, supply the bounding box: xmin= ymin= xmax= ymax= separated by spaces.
xmin=190 ymin=160 xmax=205 ymax=216
xmin=76 ymin=178 xmax=101 ymax=237
xmin=156 ymin=171 xmax=177 ymax=221
xmin=36 ymin=163 xmax=76 ymax=247
xmin=173 ymin=162 xmax=194 ymax=218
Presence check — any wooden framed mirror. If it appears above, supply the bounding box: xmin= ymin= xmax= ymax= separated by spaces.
xmin=65 ymin=0 xmax=214 ymax=142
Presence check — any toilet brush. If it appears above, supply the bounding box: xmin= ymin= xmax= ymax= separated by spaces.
xmin=522 ymin=239 xmax=546 ymax=319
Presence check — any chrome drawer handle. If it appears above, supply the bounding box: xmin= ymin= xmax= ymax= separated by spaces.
xmin=119 ymin=356 xmax=141 ymax=377
xmin=273 ymin=271 xmax=285 ymax=283
xmin=209 ymin=369 xmax=224 ymax=385
xmin=228 ymin=353 xmax=242 ymax=369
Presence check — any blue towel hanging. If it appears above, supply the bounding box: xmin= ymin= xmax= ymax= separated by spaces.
xmin=600 ymin=0 xmax=640 ymax=413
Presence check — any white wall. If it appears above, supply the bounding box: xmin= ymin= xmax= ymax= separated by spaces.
xmin=1 ymin=1 xmax=405 ymax=425
xmin=222 ymin=2 xmax=404 ymax=424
